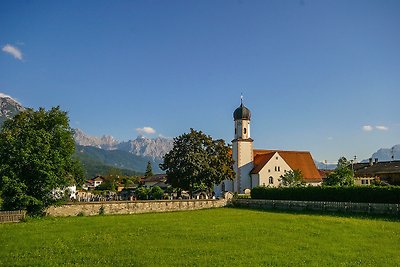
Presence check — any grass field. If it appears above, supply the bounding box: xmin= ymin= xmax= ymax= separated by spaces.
xmin=1 ymin=208 xmax=399 ymax=266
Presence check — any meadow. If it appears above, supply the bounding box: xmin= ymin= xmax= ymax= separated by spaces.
xmin=0 ymin=208 xmax=399 ymax=266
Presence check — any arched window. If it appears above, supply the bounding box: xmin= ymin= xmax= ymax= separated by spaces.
xmin=244 ymin=128 xmax=247 ymax=134
xmin=269 ymin=176 xmax=274 ymax=184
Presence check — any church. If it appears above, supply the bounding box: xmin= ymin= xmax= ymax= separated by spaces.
xmin=215 ymin=101 xmax=322 ymax=196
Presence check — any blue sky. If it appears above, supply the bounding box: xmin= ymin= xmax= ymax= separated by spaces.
xmin=1 ymin=0 xmax=399 ymax=163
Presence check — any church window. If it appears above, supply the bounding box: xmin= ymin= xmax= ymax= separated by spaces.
xmin=235 ymin=128 xmax=237 ymax=135
xmin=269 ymin=176 xmax=273 ymax=184
xmin=278 ymin=166 xmax=281 ymax=172
xmin=244 ymin=128 xmax=247 ymax=134
xmin=276 ymin=156 xmax=278 ymax=160
xmin=268 ymin=169 xmax=271 ymax=173
xmin=274 ymin=166 xmax=277 ymax=171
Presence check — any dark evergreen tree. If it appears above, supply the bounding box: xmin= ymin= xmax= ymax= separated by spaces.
xmin=145 ymin=161 xmax=153 ymax=178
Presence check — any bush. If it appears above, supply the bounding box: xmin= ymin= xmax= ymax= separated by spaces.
xmin=149 ymin=186 xmax=164 ymax=200
xmin=250 ymin=186 xmax=400 ymax=204
xmin=135 ymin=187 xmax=149 ymax=200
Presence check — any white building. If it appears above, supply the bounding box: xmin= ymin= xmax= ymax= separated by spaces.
xmin=215 ymin=101 xmax=322 ymax=196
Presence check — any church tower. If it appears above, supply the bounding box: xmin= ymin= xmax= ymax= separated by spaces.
xmin=231 ymin=99 xmax=254 ymax=193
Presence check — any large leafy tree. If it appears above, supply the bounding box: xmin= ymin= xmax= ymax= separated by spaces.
xmin=280 ymin=169 xmax=305 ymax=187
xmin=160 ymin=129 xmax=234 ymax=198
xmin=0 ymin=107 xmax=84 ymax=214
xmin=323 ymin=156 xmax=354 ymax=186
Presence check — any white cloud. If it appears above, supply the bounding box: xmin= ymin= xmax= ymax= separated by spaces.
xmin=362 ymin=125 xmax=389 ymax=132
xmin=136 ymin=127 xmax=156 ymax=135
xmin=2 ymin=44 xmax=23 ymax=60
xmin=376 ymin=125 xmax=389 ymax=131
xmin=362 ymin=125 xmax=374 ymax=132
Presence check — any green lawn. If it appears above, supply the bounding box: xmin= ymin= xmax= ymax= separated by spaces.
xmin=1 ymin=208 xmax=399 ymax=266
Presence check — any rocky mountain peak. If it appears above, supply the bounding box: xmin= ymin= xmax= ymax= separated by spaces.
xmin=73 ymin=128 xmax=174 ymax=161
xmin=73 ymin=128 xmax=119 ymax=150
xmin=370 ymin=145 xmax=400 ymax=162
xmin=0 ymin=93 xmax=25 ymax=126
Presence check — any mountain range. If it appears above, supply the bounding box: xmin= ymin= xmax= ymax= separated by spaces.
xmin=1 ymin=92 xmax=399 ymax=176
xmin=73 ymin=129 xmax=174 ymax=176
xmin=73 ymin=128 xmax=174 ymax=161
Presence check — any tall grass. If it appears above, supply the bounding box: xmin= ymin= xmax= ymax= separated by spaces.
xmin=0 ymin=208 xmax=399 ymax=266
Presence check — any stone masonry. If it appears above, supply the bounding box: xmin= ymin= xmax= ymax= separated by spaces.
xmin=46 ymin=199 xmax=228 ymax=217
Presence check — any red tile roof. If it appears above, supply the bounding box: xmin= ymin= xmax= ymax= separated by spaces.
xmin=251 ymin=149 xmax=322 ymax=181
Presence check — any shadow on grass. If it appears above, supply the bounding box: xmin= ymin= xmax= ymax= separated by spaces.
xmin=229 ymin=204 xmax=400 ymax=222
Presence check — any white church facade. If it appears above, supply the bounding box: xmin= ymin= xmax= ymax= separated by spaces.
xmin=214 ymin=101 xmax=322 ymax=196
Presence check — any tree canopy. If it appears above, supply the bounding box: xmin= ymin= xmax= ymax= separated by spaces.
xmin=322 ymin=157 xmax=354 ymax=186
xmin=160 ymin=129 xmax=234 ymax=197
xmin=280 ymin=169 xmax=305 ymax=187
xmin=0 ymin=107 xmax=84 ymax=214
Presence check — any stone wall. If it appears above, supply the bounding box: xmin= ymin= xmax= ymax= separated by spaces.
xmin=234 ymin=199 xmax=400 ymax=215
xmin=46 ymin=199 xmax=228 ymax=217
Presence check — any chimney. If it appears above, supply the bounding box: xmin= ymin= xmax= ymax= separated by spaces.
xmin=374 ymin=158 xmax=378 ymax=164
xmin=369 ymin=158 xmax=373 ymax=166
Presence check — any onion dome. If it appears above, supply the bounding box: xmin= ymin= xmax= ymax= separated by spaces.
xmin=233 ymin=103 xmax=251 ymax=120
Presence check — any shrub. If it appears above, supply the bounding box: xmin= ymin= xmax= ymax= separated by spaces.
xmin=149 ymin=186 xmax=164 ymax=200
xmin=250 ymin=186 xmax=400 ymax=204
xmin=135 ymin=187 xmax=149 ymax=200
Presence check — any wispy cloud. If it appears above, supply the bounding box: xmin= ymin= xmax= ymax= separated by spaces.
xmin=375 ymin=125 xmax=389 ymax=131
xmin=362 ymin=125 xmax=374 ymax=132
xmin=362 ymin=125 xmax=389 ymax=132
xmin=2 ymin=44 xmax=23 ymax=60
xmin=136 ymin=126 xmax=156 ymax=135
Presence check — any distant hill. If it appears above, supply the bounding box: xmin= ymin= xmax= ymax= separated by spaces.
xmin=0 ymin=93 xmax=25 ymax=127
xmin=73 ymin=151 xmax=143 ymax=178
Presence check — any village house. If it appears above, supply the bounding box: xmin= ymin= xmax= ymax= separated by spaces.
xmin=214 ymin=101 xmax=321 ymax=196
xmin=354 ymin=159 xmax=400 ymax=185
xmin=141 ymin=174 xmax=168 ymax=190
xmin=82 ymin=176 xmax=105 ymax=190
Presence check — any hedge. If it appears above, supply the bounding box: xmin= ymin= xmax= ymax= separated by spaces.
xmin=250 ymin=186 xmax=400 ymax=204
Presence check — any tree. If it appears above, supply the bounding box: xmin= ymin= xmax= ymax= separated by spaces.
xmin=144 ymin=161 xmax=153 ymax=178
xmin=159 ymin=128 xmax=235 ymax=198
xmin=322 ymin=156 xmax=354 ymax=186
xmin=0 ymin=107 xmax=84 ymax=214
xmin=149 ymin=186 xmax=164 ymax=200
xmin=135 ymin=186 xmax=149 ymax=200
xmin=280 ymin=169 xmax=305 ymax=187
